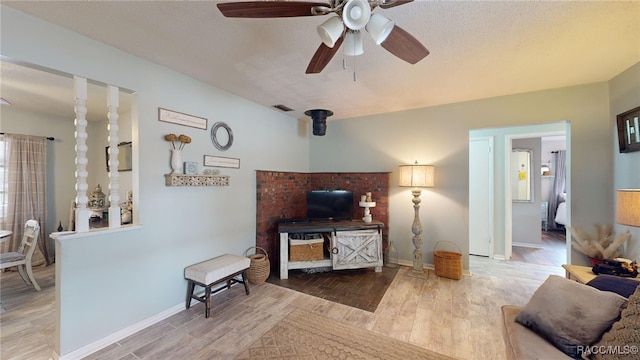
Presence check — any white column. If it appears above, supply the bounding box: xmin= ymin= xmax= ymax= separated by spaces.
xmin=74 ymin=76 xmax=90 ymax=232
xmin=107 ymin=85 xmax=121 ymax=228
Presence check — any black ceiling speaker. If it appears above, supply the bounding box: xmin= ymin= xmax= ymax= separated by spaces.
xmin=305 ymin=109 xmax=334 ymax=136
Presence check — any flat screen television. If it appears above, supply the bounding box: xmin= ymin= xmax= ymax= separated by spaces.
xmin=306 ymin=190 xmax=354 ymax=221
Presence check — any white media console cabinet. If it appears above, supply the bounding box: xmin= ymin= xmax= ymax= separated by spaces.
xmin=278 ymin=220 xmax=384 ymax=279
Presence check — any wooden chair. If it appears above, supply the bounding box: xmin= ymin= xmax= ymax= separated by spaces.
xmin=0 ymin=220 xmax=41 ymax=291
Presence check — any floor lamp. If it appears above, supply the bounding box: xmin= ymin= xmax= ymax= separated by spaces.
xmin=399 ymin=162 xmax=435 ymax=277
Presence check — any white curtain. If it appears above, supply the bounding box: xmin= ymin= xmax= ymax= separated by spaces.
xmin=547 ymin=150 xmax=566 ymax=230
xmin=0 ymin=134 xmax=50 ymax=265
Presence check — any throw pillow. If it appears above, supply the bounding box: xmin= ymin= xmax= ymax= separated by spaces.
xmin=586 ymin=286 xmax=640 ymax=360
xmin=587 ymin=274 xmax=640 ymax=298
xmin=515 ymin=275 xmax=628 ymax=358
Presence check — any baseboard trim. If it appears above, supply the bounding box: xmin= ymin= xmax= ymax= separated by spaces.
xmin=57 ymin=285 xmax=229 ymax=360
xmin=512 ymin=242 xmax=543 ymax=249
xmin=397 ymin=260 xmax=471 ymax=277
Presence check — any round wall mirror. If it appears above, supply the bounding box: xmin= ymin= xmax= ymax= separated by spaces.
xmin=210 ymin=122 xmax=233 ymax=151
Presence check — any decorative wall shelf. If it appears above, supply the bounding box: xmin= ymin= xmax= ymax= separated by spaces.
xmin=165 ymin=174 xmax=229 ymax=187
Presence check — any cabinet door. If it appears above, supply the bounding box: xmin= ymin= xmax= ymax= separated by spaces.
xmin=331 ymin=229 xmax=382 ymax=270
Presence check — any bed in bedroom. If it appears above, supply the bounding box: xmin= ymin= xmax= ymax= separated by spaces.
xmin=554 ymin=193 xmax=567 ymax=226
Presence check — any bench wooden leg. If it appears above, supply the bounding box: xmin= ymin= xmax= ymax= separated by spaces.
xmin=205 ymin=285 xmax=212 ymax=318
xmin=185 ymin=269 xmax=250 ymax=319
xmin=241 ymin=270 xmax=250 ymax=295
xmin=185 ymin=280 xmax=196 ymax=309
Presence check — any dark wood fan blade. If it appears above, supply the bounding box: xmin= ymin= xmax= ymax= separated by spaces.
xmin=381 ymin=25 xmax=429 ymax=64
xmin=305 ymin=37 xmax=344 ymax=74
xmin=217 ymin=1 xmax=329 ymax=18
xmin=379 ymin=0 xmax=413 ymax=9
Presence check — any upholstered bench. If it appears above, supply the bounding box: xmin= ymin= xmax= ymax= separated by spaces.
xmin=184 ymin=254 xmax=250 ymax=318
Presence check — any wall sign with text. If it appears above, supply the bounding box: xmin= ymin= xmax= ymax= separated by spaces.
xmin=158 ymin=108 xmax=208 ymax=130
xmin=204 ymin=155 xmax=240 ymax=169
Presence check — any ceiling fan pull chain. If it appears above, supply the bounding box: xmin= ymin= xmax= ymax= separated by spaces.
xmin=353 ymin=58 xmax=357 ymax=82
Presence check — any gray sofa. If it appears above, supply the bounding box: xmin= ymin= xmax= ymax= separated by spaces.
xmin=501 ymin=274 xmax=639 ymax=360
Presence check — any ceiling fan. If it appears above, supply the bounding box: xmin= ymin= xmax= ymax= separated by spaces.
xmin=217 ymin=0 xmax=429 ymax=74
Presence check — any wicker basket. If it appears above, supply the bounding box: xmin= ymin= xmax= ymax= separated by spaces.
xmin=434 ymin=241 xmax=462 ymax=280
xmin=243 ymin=246 xmax=270 ymax=284
xmin=289 ymin=238 xmax=324 ymax=261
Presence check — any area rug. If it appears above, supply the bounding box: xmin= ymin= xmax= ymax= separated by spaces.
xmin=267 ymin=266 xmax=399 ymax=312
xmin=235 ymin=309 xmax=455 ymax=360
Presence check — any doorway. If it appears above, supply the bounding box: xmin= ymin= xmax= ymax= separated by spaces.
xmin=468 ymin=122 xmax=571 ymax=266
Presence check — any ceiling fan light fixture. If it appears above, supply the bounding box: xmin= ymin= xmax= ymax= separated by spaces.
xmin=366 ymin=13 xmax=395 ymax=45
xmin=342 ymin=0 xmax=371 ymax=30
xmin=317 ymin=16 xmax=344 ymax=48
xmin=343 ymin=31 xmax=364 ymax=56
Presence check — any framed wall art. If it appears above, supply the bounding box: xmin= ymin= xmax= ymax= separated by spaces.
xmin=204 ymin=155 xmax=240 ymax=169
xmin=158 ymin=108 xmax=208 ymax=130
xmin=616 ymin=106 xmax=640 ymax=153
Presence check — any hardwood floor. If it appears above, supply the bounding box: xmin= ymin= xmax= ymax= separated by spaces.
xmin=0 ymin=257 xmax=564 ymax=360
xmin=511 ymin=230 xmax=567 ymax=266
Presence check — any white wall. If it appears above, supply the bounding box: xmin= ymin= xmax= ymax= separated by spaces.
xmin=610 ymin=62 xmax=640 ymax=262
xmin=1 ymin=6 xmax=309 ymax=357
xmin=311 ymin=83 xmax=610 ymax=270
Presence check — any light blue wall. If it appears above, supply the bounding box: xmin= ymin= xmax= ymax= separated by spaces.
xmin=1 ymin=6 xmax=309 ymax=356
xmin=310 ymin=84 xmax=610 ymax=270
xmin=2 ymin=4 xmax=639 ymax=357
xmin=610 ymin=62 xmax=640 ymax=261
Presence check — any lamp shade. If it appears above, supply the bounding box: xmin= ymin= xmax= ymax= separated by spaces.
xmin=343 ymin=31 xmax=364 ymax=56
xmin=342 ymin=0 xmax=371 ymax=30
xmin=617 ymin=189 xmax=640 ymax=226
xmin=317 ymin=16 xmax=344 ymax=48
xmin=399 ymin=163 xmax=435 ymax=188
xmin=366 ymin=13 xmax=394 ymax=45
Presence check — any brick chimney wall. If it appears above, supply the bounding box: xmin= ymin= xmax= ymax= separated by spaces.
xmin=255 ymin=170 xmax=390 ymax=273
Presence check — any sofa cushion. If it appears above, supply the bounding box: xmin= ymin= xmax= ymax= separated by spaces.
xmin=586 ymin=286 xmax=640 ymax=360
xmin=586 ymin=274 xmax=640 ymax=298
xmin=501 ymin=305 xmax=573 ymax=360
xmin=515 ymin=275 xmax=627 ymax=358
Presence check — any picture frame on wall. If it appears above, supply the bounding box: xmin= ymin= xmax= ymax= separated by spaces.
xmin=203 ymin=155 xmax=240 ymax=169
xmin=616 ymin=106 xmax=640 ymax=153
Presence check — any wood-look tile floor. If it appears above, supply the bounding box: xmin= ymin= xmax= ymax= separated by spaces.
xmin=0 ymin=257 xmax=564 ymax=360
xmin=511 ymin=230 xmax=567 ymax=266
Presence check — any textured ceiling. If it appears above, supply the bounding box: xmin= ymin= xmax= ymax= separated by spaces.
xmin=1 ymin=1 xmax=639 ymax=121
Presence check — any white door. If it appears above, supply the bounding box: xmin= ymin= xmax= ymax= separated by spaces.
xmin=469 ymin=137 xmax=493 ymax=257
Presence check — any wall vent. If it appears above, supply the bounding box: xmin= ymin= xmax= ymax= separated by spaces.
xmin=273 ymin=104 xmax=294 ymax=112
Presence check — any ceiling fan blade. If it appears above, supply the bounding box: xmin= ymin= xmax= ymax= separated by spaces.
xmin=306 ymin=37 xmax=344 ymax=74
xmin=217 ymin=1 xmax=330 ymax=18
xmin=379 ymin=0 xmax=414 ymax=9
xmin=381 ymin=25 xmax=429 ymax=64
